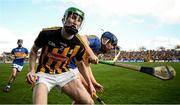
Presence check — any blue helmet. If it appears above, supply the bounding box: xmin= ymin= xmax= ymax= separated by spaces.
xmin=101 ymin=31 xmax=118 ymax=46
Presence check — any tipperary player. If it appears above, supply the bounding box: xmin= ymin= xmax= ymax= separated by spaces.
xmin=70 ymin=31 xmax=118 ymax=92
xmin=3 ymin=39 xmax=28 ymax=92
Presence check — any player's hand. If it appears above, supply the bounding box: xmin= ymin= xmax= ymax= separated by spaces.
xmin=88 ymin=82 xmax=96 ymax=97
xmin=97 ymin=54 xmax=104 ymax=59
xmin=89 ymin=54 xmax=99 ymax=64
xmin=94 ymin=82 xmax=104 ymax=92
xmin=26 ymin=71 xmax=37 ymax=85
xmin=10 ymin=55 xmax=15 ymax=60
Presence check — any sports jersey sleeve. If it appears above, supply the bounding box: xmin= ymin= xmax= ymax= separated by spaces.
xmin=26 ymin=48 xmax=28 ymax=54
xmin=24 ymin=48 xmax=28 ymax=55
xmin=88 ymin=35 xmax=101 ymax=53
xmin=34 ymin=30 xmax=48 ymax=48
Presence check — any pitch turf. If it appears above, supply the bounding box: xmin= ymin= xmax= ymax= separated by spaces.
xmin=0 ymin=62 xmax=180 ymax=104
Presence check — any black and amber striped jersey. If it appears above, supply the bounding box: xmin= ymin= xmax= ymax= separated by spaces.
xmin=34 ymin=27 xmax=85 ymax=74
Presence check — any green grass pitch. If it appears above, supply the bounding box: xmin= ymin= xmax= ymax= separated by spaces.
xmin=0 ymin=62 xmax=180 ymax=104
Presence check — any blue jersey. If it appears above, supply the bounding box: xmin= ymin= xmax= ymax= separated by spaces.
xmin=11 ymin=47 xmax=28 ymax=66
xmin=88 ymin=35 xmax=101 ymax=53
xmin=69 ymin=35 xmax=101 ymax=69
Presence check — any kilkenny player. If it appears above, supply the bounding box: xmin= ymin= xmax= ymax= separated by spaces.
xmin=26 ymin=7 xmax=95 ymax=104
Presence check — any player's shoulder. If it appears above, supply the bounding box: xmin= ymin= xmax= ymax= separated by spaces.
xmin=42 ymin=26 xmax=61 ymax=31
xmin=88 ymin=35 xmax=98 ymax=38
xmin=22 ymin=47 xmax=28 ymax=51
xmin=11 ymin=47 xmax=19 ymax=53
xmin=12 ymin=47 xmax=19 ymax=50
xmin=11 ymin=48 xmax=16 ymax=51
xmin=40 ymin=26 xmax=62 ymax=37
xmin=75 ymin=34 xmax=84 ymax=43
xmin=73 ymin=34 xmax=86 ymax=47
xmin=87 ymin=35 xmax=100 ymax=42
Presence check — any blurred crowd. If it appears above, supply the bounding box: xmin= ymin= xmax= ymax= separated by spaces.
xmin=1 ymin=50 xmax=180 ymax=63
xmin=102 ymin=50 xmax=180 ymax=62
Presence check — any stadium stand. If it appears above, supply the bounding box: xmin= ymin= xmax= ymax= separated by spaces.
xmin=0 ymin=49 xmax=180 ymax=63
xmin=101 ymin=49 xmax=180 ymax=62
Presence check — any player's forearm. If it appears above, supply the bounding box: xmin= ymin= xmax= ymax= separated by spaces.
xmin=29 ymin=45 xmax=39 ymax=72
xmin=10 ymin=54 xmax=15 ymax=60
xmin=89 ymin=71 xmax=97 ymax=85
xmin=29 ymin=51 xmax=37 ymax=72
xmin=85 ymin=62 xmax=97 ymax=84
xmin=77 ymin=61 xmax=92 ymax=85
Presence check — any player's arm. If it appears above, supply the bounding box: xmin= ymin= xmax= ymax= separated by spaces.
xmin=76 ymin=60 xmax=96 ymax=96
xmin=80 ymin=36 xmax=103 ymax=91
xmin=24 ymin=49 xmax=29 ymax=58
xmin=9 ymin=54 xmax=15 ymax=60
xmin=24 ymin=53 xmax=29 ymax=59
xmin=26 ymin=29 xmax=47 ymax=85
xmin=9 ymin=50 xmax=16 ymax=60
xmin=26 ymin=44 xmax=39 ymax=84
xmin=81 ymin=35 xmax=99 ymax=64
xmin=84 ymin=61 xmax=103 ymax=92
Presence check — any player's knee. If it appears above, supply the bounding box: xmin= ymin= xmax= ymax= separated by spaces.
xmin=12 ymin=74 xmax=16 ymax=78
xmin=12 ymin=72 xmax=17 ymax=78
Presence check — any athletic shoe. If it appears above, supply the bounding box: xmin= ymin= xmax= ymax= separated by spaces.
xmin=3 ymin=85 xmax=11 ymax=92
